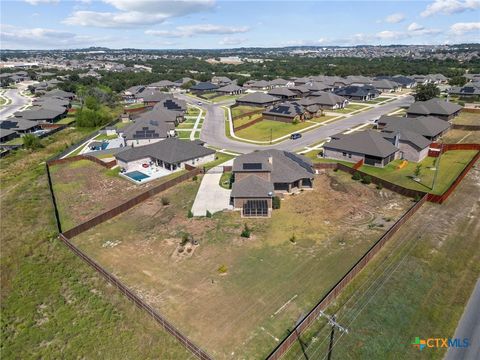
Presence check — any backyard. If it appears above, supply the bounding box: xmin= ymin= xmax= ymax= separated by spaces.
xmin=231 ymin=105 xmax=261 ymax=118
xmin=71 ymin=171 xmax=413 ymax=359
xmin=452 ymin=111 xmax=480 ymax=126
xmin=283 ymin=160 xmax=480 ymax=360
xmin=356 ymin=150 xmax=478 ymax=195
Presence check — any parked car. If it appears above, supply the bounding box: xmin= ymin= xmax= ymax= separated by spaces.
xmin=197 ymin=101 xmax=202 ymax=106
xmin=290 ymin=133 xmax=302 ymax=140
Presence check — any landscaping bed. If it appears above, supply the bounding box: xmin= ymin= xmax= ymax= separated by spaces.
xmin=71 ymin=171 xmax=412 ymax=359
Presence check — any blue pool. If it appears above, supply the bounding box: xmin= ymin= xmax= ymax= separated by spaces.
xmin=124 ymin=170 xmax=150 ymax=182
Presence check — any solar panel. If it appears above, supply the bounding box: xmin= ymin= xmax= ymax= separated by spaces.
xmin=243 ymin=163 xmax=262 ymax=170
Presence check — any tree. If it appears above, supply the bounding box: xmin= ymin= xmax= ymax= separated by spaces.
xmin=272 ymin=196 xmax=281 ymax=209
xmin=413 ymin=164 xmax=422 ymax=179
xmin=414 ymin=83 xmax=440 ymax=101
xmin=449 ymin=76 xmax=467 ymax=87
xmin=23 ymin=134 xmax=43 ymax=150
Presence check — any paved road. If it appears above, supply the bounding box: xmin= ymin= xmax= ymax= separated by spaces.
xmin=445 ymin=278 xmax=480 ymax=360
xmin=176 ymin=93 xmax=414 ymax=154
xmin=0 ymin=83 xmax=32 ymax=120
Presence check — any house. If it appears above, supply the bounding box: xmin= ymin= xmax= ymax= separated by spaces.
xmin=406 ymin=98 xmax=462 ymax=121
xmin=334 ymin=85 xmax=380 ymax=101
xmin=190 ymin=82 xmax=219 ymax=93
xmin=211 ymin=76 xmax=232 ymax=86
xmin=376 ymin=115 xmax=451 ymax=141
xmin=345 ymin=75 xmax=372 ymax=86
xmin=122 ymin=85 xmax=146 ymax=102
xmin=235 ymin=92 xmax=280 ymax=107
xmin=262 ymin=102 xmax=307 ymax=123
xmin=448 ymin=83 xmax=480 ymax=98
xmin=323 ymin=130 xmax=399 ymax=167
xmin=120 ymin=117 xmax=174 ymax=147
xmin=0 ymin=128 xmax=19 ymax=143
xmin=230 ymin=150 xmax=315 ymax=217
xmin=115 ymin=138 xmax=215 ymax=173
xmin=245 ymin=80 xmax=271 ymax=91
xmin=378 ymin=75 xmax=416 ymax=88
xmin=141 ymin=91 xmax=170 ymax=107
xmin=13 ymin=107 xmax=67 ymax=123
xmin=147 ymin=80 xmax=177 ymax=89
xmin=154 ymin=97 xmax=187 ymax=114
xmin=303 ymin=91 xmax=348 ymax=109
xmin=43 ymin=89 xmax=75 ymax=100
xmin=288 ymin=85 xmax=311 ymax=98
xmin=216 ymin=84 xmax=244 ymax=95
xmin=267 ymin=87 xmax=297 ymax=100
xmin=371 ymin=79 xmax=399 ymax=92
xmin=0 ymin=118 xmax=41 ymax=134
xmin=269 ymin=78 xmax=293 ymax=88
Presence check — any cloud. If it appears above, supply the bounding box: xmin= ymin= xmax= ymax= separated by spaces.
xmin=24 ymin=0 xmax=58 ymax=4
xmin=64 ymin=0 xmax=215 ymax=28
xmin=145 ymin=24 xmax=249 ymax=37
xmin=218 ymin=37 xmax=247 ymax=46
xmin=407 ymin=22 xmax=424 ymax=31
xmin=421 ymin=0 xmax=480 ymax=17
xmin=385 ymin=13 xmax=405 ymax=24
xmin=0 ymin=24 xmax=108 ymax=49
xmin=450 ymin=22 xmax=480 ymax=34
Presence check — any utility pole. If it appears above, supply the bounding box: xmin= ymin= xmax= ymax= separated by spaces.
xmin=318 ymin=311 xmax=348 ymax=360
xmin=431 ymin=142 xmax=444 ymax=191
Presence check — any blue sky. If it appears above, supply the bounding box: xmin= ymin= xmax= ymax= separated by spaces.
xmin=1 ymin=0 xmax=479 ymax=49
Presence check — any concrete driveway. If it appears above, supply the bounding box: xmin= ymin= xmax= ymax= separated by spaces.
xmin=191 ymin=163 xmax=233 ymax=216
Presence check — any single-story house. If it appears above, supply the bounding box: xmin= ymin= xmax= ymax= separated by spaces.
xmin=190 ymin=82 xmax=219 ymax=93
xmin=267 ymin=87 xmax=297 ymax=100
xmin=115 ymin=138 xmax=215 ymax=173
xmin=448 ymin=84 xmax=480 ymax=98
xmin=288 ymin=85 xmax=311 ymax=98
xmin=376 ymin=115 xmax=451 ymax=141
xmin=245 ymin=80 xmax=271 ymax=91
xmin=0 ymin=128 xmax=19 ymax=143
xmin=406 ymin=98 xmax=462 ymax=121
xmin=231 ymin=150 xmax=315 ymax=217
xmin=43 ymin=89 xmax=75 ymax=100
xmin=334 ymin=85 xmax=380 ymax=101
xmin=216 ymin=84 xmax=244 ymax=95
xmin=381 ymin=129 xmax=431 ymax=162
xmin=323 ymin=130 xmax=399 ymax=167
xmin=13 ymin=107 xmax=67 ymax=123
xmin=269 ymin=78 xmax=293 ymax=88
xmin=211 ymin=76 xmax=232 ymax=86
xmin=122 ymin=85 xmax=146 ymax=102
xmin=154 ymin=96 xmax=187 ymax=114
xmin=303 ymin=91 xmax=348 ymax=109
xmin=0 ymin=118 xmax=41 ymax=134
xmin=345 ymin=75 xmax=373 ymax=86
xmin=235 ymin=92 xmax=280 ymax=107
xmin=120 ymin=117 xmax=175 ymax=147
xmin=142 ymin=91 xmax=169 ymax=106
xmin=371 ymin=79 xmax=399 ymax=92
xmin=262 ymin=102 xmax=307 ymax=123
xmin=147 ymin=80 xmax=177 ymax=89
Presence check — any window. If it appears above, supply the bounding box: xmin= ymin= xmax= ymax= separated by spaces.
xmin=243 ymin=200 xmax=268 ymax=217
xmin=348 ymin=153 xmax=352 ymax=158
xmin=342 ymin=152 xmax=347 ymax=156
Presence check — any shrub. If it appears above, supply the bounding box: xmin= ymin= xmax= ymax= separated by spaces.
xmin=161 ymin=197 xmax=170 ymax=206
xmin=289 ymin=234 xmax=296 ymax=244
xmin=218 ymin=264 xmax=228 ymax=274
xmin=192 ymin=175 xmax=198 ymax=181
xmin=376 ymin=183 xmax=383 ymax=190
xmin=241 ymin=223 xmax=251 ymax=238
xmin=180 ymin=233 xmax=190 ymax=246
xmin=362 ymin=175 xmax=372 ymax=184
xmin=187 ymin=210 xmax=193 ymax=218
xmin=458 ymin=101 xmax=465 ymax=107
xmin=292 ymin=118 xmax=299 ymax=125
xmin=206 ymin=210 xmax=212 ymax=218
xmin=414 ymin=194 xmax=422 ymax=202
xmin=272 ymin=196 xmax=281 ymax=209
xmin=352 ymin=172 xmax=362 ymax=181
xmin=23 ymin=134 xmax=43 ymax=150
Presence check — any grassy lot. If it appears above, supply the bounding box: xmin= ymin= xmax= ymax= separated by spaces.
xmin=284 ymin=164 xmax=480 ymax=360
xmin=94 ymin=133 xmax=118 ymax=141
xmin=356 ymin=150 xmax=478 ymax=195
xmin=308 ymin=115 xmax=338 ymax=123
xmin=452 ymin=112 xmax=480 ymax=126
xmin=124 ymin=102 xmax=145 ymax=110
xmin=72 ymin=171 xmax=412 ymax=358
xmin=49 ymin=160 xmax=188 ymax=231
xmin=0 ymin=128 xmax=189 ymax=359
xmin=2 ymin=137 xmax=24 ymax=145
xmin=231 ymin=105 xmax=261 ymax=118
xmin=219 ymin=171 xmax=232 ymax=189
xmin=441 ymin=129 xmax=480 ymax=144
xmin=114 ymin=121 xmax=133 ymax=130
xmin=186 ymin=106 xmax=201 ymax=116
xmin=332 ymin=104 xmax=371 ymax=114
xmin=236 ymin=119 xmax=314 ymax=142
xmin=365 ymin=96 xmax=395 ymax=104
xmin=233 ymin=112 xmax=262 ymax=128
xmin=211 ymin=94 xmax=238 ymax=103
xmin=56 ymin=115 xmax=76 ymax=125
xmin=176 ymin=122 xmax=195 ymax=129
xmin=203 ymin=152 xmax=234 ymax=171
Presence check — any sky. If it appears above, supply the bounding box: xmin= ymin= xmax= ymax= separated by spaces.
xmin=1 ymin=0 xmax=479 ymax=49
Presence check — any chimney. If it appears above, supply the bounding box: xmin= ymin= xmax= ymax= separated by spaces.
xmin=268 ymin=156 xmax=273 ymax=165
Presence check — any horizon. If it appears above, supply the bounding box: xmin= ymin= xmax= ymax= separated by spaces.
xmin=1 ymin=0 xmax=479 ymax=50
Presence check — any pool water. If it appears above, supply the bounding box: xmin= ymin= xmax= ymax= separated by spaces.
xmin=124 ymin=170 xmax=150 ymax=182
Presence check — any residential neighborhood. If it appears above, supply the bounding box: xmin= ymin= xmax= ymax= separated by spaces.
xmin=1 ymin=1 xmax=479 ymax=360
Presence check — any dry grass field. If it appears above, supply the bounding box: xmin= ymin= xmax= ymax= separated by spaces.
xmin=71 ymin=171 xmax=413 ymax=359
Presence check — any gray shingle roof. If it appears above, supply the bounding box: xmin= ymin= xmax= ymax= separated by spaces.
xmin=325 ymin=130 xmax=398 ymax=158
xmin=237 ymin=92 xmax=279 ymax=105
xmin=267 ymin=87 xmax=297 ymax=97
xmin=303 ymin=91 xmax=346 ymax=107
xmin=122 ymin=118 xmax=172 ymax=141
xmin=216 ymin=84 xmax=243 ymax=93
xmin=407 ymin=98 xmax=462 ymax=116
xmin=231 ymin=175 xmax=274 ymax=198
xmin=382 ymin=129 xmax=431 ymax=149
xmin=115 ymin=138 xmax=215 ymax=164
xmin=378 ymin=115 xmax=450 ymax=138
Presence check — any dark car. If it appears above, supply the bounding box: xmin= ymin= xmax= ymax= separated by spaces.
xmin=290 ymin=133 xmax=302 ymax=140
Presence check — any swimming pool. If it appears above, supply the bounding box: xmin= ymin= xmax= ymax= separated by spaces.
xmin=124 ymin=170 xmax=150 ymax=182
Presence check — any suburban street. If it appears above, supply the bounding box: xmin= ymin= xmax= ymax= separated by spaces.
xmin=445 ymin=279 xmax=480 ymax=360
xmin=0 ymin=83 xmax=32 ymax=120
xmin=177 ymin=93 xmax=415 ymax=153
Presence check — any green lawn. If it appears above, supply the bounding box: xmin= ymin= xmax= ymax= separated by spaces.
xmin=94 ymin=133 xmax=118 ymax=141
xmin=332 ymin=104 xmax=370 ymax=114
xmin=176 ymin=122 xmax=195 ymax=129
xmin=365 ymin=96 xmax=395 ymax=104
xmin=219 ymin=171 xmax=232 ymax=189
xmin=114 ymin=121 xmax=133 ymax=130
xmin=235 ymin=119 xmax=314 ymax=142
xmin=202 ymin=152 xmax=235 ymax=170
xmin=124 ymin=102 xmax=145 ymax=110
xmin=231 ymin=105 xmax=261 ymax=118
xmin=452 ymin=112 xmax=480 ymax=126
xmin=2 ymin=137 xmax=24 ymax=145
xmin=308 ymin=115 xmax=338 ymax=123
xmin=233 ymin=112 xmax=262 ymax=128
xmin=356 ymin=150 xmax=478 ymax=195
xmin=186 ymin=107 xmax=201 ymax=116
xmin=56 ymin=115 xmax=76 ymax=125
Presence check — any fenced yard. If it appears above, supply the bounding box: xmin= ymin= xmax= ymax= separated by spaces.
xmin=71 ymin=171 xmax=413 ymax=359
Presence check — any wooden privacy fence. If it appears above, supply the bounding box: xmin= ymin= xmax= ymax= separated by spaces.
xmin=451 ymin=124 xmax=480 ymax=131
xmin=62 ymin=167 xmax=201 ymax=238
xmin=352 ymin=159 xmax=364 ymax=170
xmin=266 ymin=195 xmax=427 ymax=360
xmin=462 ymin=108 xmax=480 ymax=113
xmin=58 ymin=234 xmax=213 ymax=360
xmin=48 ymin=154 xmax=117 ymax=169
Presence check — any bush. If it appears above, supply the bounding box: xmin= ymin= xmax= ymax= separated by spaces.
xmin=206 ymin=210 xmax=212 ymax=218
xmin=292 ymin=118 xmax=299 ymax=125
xmin=458 ymin=101 xmax=465 ymax=107
xmin=272 ymin=196 xmax=281 ymax=210
xmin=180 ymin=233 xmax=190 ymax=246
xmin=218 ymin=264 xmax=228 ymax=274
xmin=161 ymin=197 xmax=170 ymax=206
xmin=241 ymin=223 xmax=251 ymax=238
xmin=376 ymin=183 xmax=383 ymax=190
xmin=187 ymin=210 xmax=193 ymax=218
xmin=362 ymin=175 xmax=372 ymax=184
xmin=289 ymin=234 xmax=296 ymax=243
xmin=352 ymin=172 xmax=362 ymax=181
xmin=23 ymin=134 xmax=43 ymax=150
xmin=192 ymin=175 xmax=198 ymax=181
xmin=414 ymin=194 xmax=422 ymax=202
